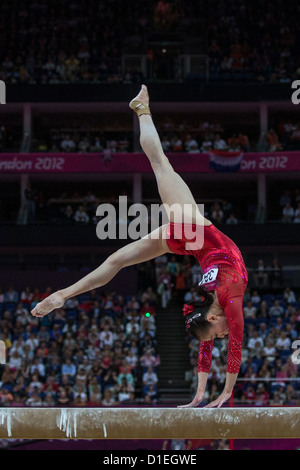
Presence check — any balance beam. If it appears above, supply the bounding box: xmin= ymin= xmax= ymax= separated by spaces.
xmin=0 ymin=407 xmax=299 ymax=439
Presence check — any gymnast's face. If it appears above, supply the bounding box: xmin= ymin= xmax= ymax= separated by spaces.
xmin=203 ymin=313 xmax=229 ymax=341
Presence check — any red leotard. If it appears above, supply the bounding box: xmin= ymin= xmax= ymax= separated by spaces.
xmin=166 ymin=222 xmax=248 ymax=374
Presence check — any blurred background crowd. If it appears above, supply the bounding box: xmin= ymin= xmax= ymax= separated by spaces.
xmin=0 ymin=0 xmax=299 ymax=85
xmin=0 ymin=251 xmax=299 ymax=408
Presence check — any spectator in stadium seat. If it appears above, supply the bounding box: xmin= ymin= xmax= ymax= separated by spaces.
xmin=124 ymin=348 xmax=138 ymax=372
xmin=63 ymin=205 xmax=74 ymax=223
xmin=275 ymin=331 xmax=291 ymax=350
xmin=283 ymin=287 xmax=296 ymax=304
xmin=242 ymin=385 xmax=256 ymax=403
xmin=293 ymin=202 xmax=300 ymax=222
xmin=213 ymin=134 xmax=227 ymax=150
xmin=243 ymin=300 xmax=257 ymax=319
xmin=140 ymin=348 xmax=157 ymax=368
xmin=9 ymin=350 xmax=22 ymax=370
xmin=257 ymin=321 xmax=268 ymax=340
xmin=117 ymin=364 xmax=135 ymax=387
xmin=247 ymin=330 xmax=264 ymax=354
xmin=60 ymin=134 xmax=76 ymax=152
xmin=140 ymin=313 xmax=156 ymax=335
xmin=140 ymin=301 xmax=156 ymax=318
xmin=210 ymin=202 xmax=224 ymax=225
xmin=30 ymin=357 xmax=46 ymax=378
xmin=266 ymin=128 xmax=283 ymax=151
xmin=200 ymin=137 xmax=213 ymax=153
xmin=253 ymin=259 xmax=269 ymax=288
xmin=237 ymin=133 xmax=250 ymax=152
xmin=254 ymin=383 xmax=270 ymax=406
xmin=282 ymin=202 xmax=294 ymax=223
xmin=78 ymin=136 xmax=91 ymax=153
xmin=61 ymin=358 xmax=77 ymax=378
xmin=102 ymin=388 xmax=118 ymax=407
xmin=269 ymin=258 xmax=283 ymax=288
xmin=28 ymin=373 xmax=42 ymax=394
xmin=142 ymin=366 xmax=158 ymax=396
xmin=157 ymin=278 xmax=170 ymax=308
xmin=251 ymin=290 xmax=261 ymax=305
xmin=286 ymin=384 xmax=298 ymax=405
xmin=125 ymin=317 xmax=140 ymax=337
xmin=184 ymin=134 xmax=199 ymax=152
xmin=262 ymin=340 xmax=277 ymax=362
xmin=269 ymin=300 xmax=284 ymax=317
xmin=56 ymin=388 xmax=72 ymax=406
xmin=161 ymin=135 xmax=171 ymax=152
xmin=74 ymin=205 xmax=90 ymax=224
xmin=102 ymin=367 xmax=118 ymax=391
xmin=141 ymin=286 xmax=157 ymax=304
xmin=4 ymin=286 xmax=19 ymax=303
xmin=25 ymin=387 xmax=43 ymax=406
xmin=42 ymin=375 xmax=59 ymax=396
xmin=226 ymin=213 xmax=238 ymax=225
xmin=116 ymin=377 xmax=135 ymax=403
xmin=171 ymin=134 xmax=183 ymax=152
xmin=139 ymin=332 xmax=157 ymax=354
xmin=285 ymin=322 xmax=298 ymax=340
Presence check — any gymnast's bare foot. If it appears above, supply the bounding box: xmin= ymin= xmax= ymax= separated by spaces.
xmin=129 ymin=84 xmax=151 ymax=116
xmin=31 ymin=291 xmax=65 ymax=317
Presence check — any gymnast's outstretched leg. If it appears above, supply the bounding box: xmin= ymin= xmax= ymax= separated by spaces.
xmin=31 ymin=85 xmax=208 ymax=318
xmin=31 ymin=225 xmax=170 ymax=317
xmin=130 ymin=85 xmax=211 ymax=226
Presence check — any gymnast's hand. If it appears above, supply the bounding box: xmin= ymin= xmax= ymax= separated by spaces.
xmin=177 ymin=391 xmax=205 ymax=408
xmin=204 ymin=390 xmax=232 ymax=408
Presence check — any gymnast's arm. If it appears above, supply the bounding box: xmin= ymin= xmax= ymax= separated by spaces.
xmin=177 ymin=340 xmax=213 ymax=408
xmin=205 ymin=295 xmax=244 ymax=408
xmin=177 ymin=371 xmax=209 ymax=408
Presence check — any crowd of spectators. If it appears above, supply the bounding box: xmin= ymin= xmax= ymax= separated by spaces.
xmin=262 ymin=120 xmax=300 ymax=153
xmin=159 ymin=131 xmax=250 ymax=154
xmin=34 ymin=118 xmax=251 ymax=154
xmin=205 ymin=200 xmax=239 ymax=226
xmin=0 ymin=283 xmax=160 ymax=408
xmin=19 ymin=183 xmax=239 ymax=228
xmin=185 ymin=270 xmax=300 ymax=406
xmin=0 ymin=0 xmax=147 ymax=86
xmin=197 ymin=0 xmax=299 ymax=84
xmin=46 ymin=130 xmax=250 ymax=155
xmin=0 ymin=249 xmax=299 ymax=428
xmin=0 ymin=0 xmax=299 ymax=85
xmin=23 ymin=114 xmax=253 ymax=155
xmin=13 ymin=180 xmax=300 ymax=228
xmin=43 ymin=130 xmax=132 ymax=154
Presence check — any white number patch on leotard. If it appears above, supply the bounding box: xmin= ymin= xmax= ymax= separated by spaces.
xmin=198 ymin=267 xmax=219 ymax=286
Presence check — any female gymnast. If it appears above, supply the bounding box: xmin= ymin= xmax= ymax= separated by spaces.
xmin=31 ymin=85 xmax=248 ymax=408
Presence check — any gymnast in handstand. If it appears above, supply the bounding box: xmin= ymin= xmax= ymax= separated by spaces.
xmin=32 ymin=85 xmax=248 ymax=408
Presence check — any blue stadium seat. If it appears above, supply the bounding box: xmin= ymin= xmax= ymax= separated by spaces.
xmin=244 ymin=318 xmax=256 ymax=327
xmin=4 ymin=301 xmax=17 ymax=313
xmin=280 ymin=350 xmax=292 ymax=360
xmin=256 ymin=317 xmax=268 ymax=325
xmin=77 ymin=293 xmax=90 ymax=303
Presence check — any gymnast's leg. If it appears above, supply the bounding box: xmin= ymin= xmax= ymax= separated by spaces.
xmin=130 ymin=85 xmax=211 ymax=226
xmin=31 ymin=225 xmax=171 ymax=317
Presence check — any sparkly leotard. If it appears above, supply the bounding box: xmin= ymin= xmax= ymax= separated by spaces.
xmin=166 ymin=222 xmax=248 ymax=374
